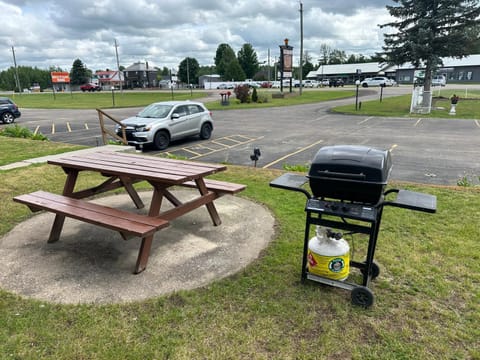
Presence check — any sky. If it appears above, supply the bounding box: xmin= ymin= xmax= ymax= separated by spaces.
xmin=0 ymin=0 xmax=395 ymax=72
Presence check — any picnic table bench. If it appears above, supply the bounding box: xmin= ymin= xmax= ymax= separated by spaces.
xmin=13 ymin=151 xmax=246 ymax=274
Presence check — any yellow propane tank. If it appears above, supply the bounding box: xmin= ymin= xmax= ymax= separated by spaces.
xmin=307 ymin=226 xmax=350 ymax=281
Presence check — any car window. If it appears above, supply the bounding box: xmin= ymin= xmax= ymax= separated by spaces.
xmin=187 ymin=105 xmax=202 ymax=114
xmin=138 ymin=104 xmax=172 ymax=118
xmin=173 ymin=105 xmax=188 ymax=117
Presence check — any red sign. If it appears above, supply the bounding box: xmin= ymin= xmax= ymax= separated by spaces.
xmin=51 ymin=72 xmax=70 ymax=83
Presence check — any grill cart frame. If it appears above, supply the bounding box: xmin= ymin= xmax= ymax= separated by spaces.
xmin=270 ymin=173 xmax=436 ymax=307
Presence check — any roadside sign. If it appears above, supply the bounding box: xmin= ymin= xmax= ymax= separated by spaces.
xmin=51 ymin=72 xmax=70 ymax=83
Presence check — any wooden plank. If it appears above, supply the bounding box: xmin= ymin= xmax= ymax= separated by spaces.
xmin=181 ymin=179 xmax=246 ymax=194
xmin=13 ymin=191 xmax=169 ymax=236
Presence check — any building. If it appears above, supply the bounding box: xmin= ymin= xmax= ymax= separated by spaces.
xmin=123 ymin=62 xmax=158 ymax=88
xmin=95 ymin=70 xmax=124 ymax=89
xmin=307 ymin=54 xmax=480 ymax=85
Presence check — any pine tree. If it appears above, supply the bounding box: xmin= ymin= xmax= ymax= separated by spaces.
xmin=380 ymin=0 xmax=480 ymax=90
xmin=69 ymin=59 xmax=89 ymax=85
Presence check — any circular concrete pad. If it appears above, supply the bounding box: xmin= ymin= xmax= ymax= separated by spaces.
xmin=1 ymin=190 xmax=275 ymax=304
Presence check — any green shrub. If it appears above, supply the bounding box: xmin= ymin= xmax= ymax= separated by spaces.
xmin=252 ymin=87 xmax=258 ymax=102
xmin=0 ymin=124 xmax=48 ymax=141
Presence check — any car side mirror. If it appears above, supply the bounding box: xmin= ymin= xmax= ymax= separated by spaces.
xmin=171 ymin=113 xmax=180 ymax=120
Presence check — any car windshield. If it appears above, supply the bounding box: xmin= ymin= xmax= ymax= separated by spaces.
xmin=137 ymin=104 xmax=172 ymax=118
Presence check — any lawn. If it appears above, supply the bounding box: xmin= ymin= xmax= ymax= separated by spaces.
xmin=0 ymin=140 xmax=479 ymax=359
xmin=333 ymin=88 xmax=480 ymax=119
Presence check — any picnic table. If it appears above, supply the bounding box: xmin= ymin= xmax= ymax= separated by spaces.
xmin=14 ymin=151 xmax=245 ymax=274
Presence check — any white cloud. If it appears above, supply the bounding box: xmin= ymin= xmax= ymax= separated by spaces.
xmin=0 ymin=0 xmax=395 ymax=72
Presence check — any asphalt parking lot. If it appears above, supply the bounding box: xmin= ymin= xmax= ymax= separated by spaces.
xmin=15 ymin=87 xmax=480 ymax=185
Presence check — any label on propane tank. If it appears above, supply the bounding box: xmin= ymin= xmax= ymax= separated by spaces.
xmin=307 ymin=251 xmax=349 ymax=280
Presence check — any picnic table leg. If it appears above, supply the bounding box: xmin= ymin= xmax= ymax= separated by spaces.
xmin=134 ymin=234 xmax=154 ymax=274
xmin=195 ymin=178 xmax=222 ymax=226
xmin=48 ymin=169 xmax=79 ymax=243
xmin=119 ymin=176 xmax=145 ymax=209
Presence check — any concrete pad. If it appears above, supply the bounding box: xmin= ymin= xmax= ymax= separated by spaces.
xmin=0 ymin=190 xmax=275 ymax=304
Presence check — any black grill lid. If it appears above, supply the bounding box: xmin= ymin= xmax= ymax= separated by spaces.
xmin=307 ymin=145 xmax=392 ymax=203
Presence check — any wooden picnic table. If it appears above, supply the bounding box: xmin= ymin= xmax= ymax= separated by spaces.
xmin=14 ymin=151 xmax=245 ymax=273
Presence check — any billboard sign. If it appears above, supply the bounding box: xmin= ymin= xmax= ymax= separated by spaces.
xmin=51 ymin=72 xmax=70 ymax=83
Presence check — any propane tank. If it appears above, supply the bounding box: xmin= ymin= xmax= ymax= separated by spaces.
xmin=307 ymin=226 xmax=350 ymax=281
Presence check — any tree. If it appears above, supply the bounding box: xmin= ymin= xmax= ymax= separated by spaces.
xmin=380 ymin=0 xmax=480 ymax=90
xmin=214 ymin=43 xmax=236 ymax=79
xmin=237 ymin=43 xmax=259 ymax=79
xmin=178 ymin=57 xmax=200 ymax=85
xmin=328 ymin=49 xmax=347 ymax=64
xmin=224 ymin=60 xmax=246 ymax=81
xmin=70 ymin=59 xmax=89 ymax=85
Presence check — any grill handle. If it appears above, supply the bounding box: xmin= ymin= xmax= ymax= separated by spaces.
xmin=312 ymin=170 xmax=366 ymax=181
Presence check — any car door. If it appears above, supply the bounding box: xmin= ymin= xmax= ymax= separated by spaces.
xmin=169 ymin=104 xmax=200 ymax=140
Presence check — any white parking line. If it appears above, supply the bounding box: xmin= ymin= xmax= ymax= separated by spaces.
xmin=358 ymin=117 xmax=372 ymax=124
xmin=262 ymin=139 xmax=324 ymax=169
xmin=414 ymin=118 xmax=422 ymax=127
xmin=475 ymin=120 xmax=480 ymax=128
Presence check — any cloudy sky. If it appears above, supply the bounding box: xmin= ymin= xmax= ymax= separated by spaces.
xmin=0 ymin=0 xmax=395 ymax=72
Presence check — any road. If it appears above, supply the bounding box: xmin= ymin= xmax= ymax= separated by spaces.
xmin=15 ymin=86 xmax=480 ymax=185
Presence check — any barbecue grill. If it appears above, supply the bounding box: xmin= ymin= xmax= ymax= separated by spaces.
xmin=270 ymin=144 xmax=436 ymax=307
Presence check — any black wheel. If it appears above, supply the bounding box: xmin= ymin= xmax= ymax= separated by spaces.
xmin=360 ymin=261 xmax=380 ymax=280
xmin=362 ymin=83 xmax=368 ymax=88
xmin=2 ymin=112 xmax=15 ymax=124
xmin=351 ymin=286 xmax=374 ymax=307
xmin=154 ymin=130 xmax=170 ymax=150
xmin=199 ymin=123 xmax=212 ymax=140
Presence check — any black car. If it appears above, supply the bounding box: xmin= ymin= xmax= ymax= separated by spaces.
xmin=0 ymin=97 xmax=21 ymax=124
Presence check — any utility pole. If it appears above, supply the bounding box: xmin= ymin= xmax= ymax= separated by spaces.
xmin=299 ymin=1 xmax=304 ymax=95
xmin=114 ymin=39 xmax=123 ymax=93
xmin=11 ymin=46 xmax=21 ymax=93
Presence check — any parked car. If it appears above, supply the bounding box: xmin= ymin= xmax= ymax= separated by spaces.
xmin=432 ymin=75 xmax=446 ymax=86
xmin=217 ymin=83 xmax=234 ymax=89
xmin=80 ymin=83 xmax=102 ymax=92
xmin=0 ymin=97 xmax=21 ymax=124
xmin=319 ymin=79 xmax=330 ymax=86
xmin=115 ymin=101 xmax=214 ymax=150
xmin=360 ymin=77 xmax=392 ymax=88
xmin=302 ymin=80 xmax=318 ymax=88
xmin=329 ymin=79 xmax=344 ymax=87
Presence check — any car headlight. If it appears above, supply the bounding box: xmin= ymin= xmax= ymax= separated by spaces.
xmin=135 ymin=124 xmax=151 ymax=132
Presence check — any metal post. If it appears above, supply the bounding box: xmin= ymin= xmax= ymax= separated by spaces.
xmin=299 ymin=1 xmax=303 ymax=95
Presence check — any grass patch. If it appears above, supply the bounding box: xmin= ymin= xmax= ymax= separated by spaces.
xmin=0 ymin=140 xmax=479 ymax=359
xmin=0 ymin=137 xmax=85 ymax=166
xmin=333 ymin=89 xmax=480 ymax=119
xmin=206 ymin=89 xmax=355 ymax=110
xmin=10 ymin=91 xmax=206 ymax=109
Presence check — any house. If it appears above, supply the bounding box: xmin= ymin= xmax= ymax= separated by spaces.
xmin=123 ymin=62 xmax=158 ymax=88
xmin=95 ymin=70 xmax=124 ymax=89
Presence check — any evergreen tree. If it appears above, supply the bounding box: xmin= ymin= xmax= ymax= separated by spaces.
xmin=380 ymin=0 xmax=480 ymax=90
xmin=214 ymin=44 xmax=236 ymax=79
xmin=70 ymin=59 xmax=89 ymax=85
xmin=178 ymin=57 xmax=200 ymax=85
xmin=237 ymin=43 xmax=259 ymax=79
xmin=224 ymin=60 xmax=246 ymax=82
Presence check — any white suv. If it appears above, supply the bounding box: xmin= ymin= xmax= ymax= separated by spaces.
xmin=116 ymin=101 xmax=214 ymax=150
xmin=360 ymin=76 xmax=391 ymax=88
xmin=432 ymin=75 xmax=446 ymax=87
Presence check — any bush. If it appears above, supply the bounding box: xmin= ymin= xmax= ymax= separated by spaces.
xmin=252 ymin=87 xmax=258 ymax=102
xmin=234 ymin=84 xmax=251 ymax=103
xmin=0 ymin=124 xmax=48 ymax=140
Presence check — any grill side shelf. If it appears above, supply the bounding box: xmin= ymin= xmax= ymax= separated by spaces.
xmin=269 ymin=173 xmax=311 ymax=198
xmin=383 ymin=189 xmax=437 ymax=213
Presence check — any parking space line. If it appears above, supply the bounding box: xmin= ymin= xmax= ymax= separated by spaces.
xmin=85 ymin=123 xmax=89 ymax=130
xmin=262 ymin=139 xmax=324 ymax=169
xmin=358 ymin=117 xmax=372 ymax=124
xmin=33 ymin=126 xmax=40 ymax=136
xmin=475 ymin=120 xmax=480 ymax=128
xmin=414 ymin=118 xmax=422 ymax=127
xmin=51 ymin=124 xmax=55 ymax=134
xmin=180 ymin=148 xmax=203 ymax=156
xmin=66 ymin=122 xmax=72 ymax=132
xmin=390 ymin=144 xmax=398 ymax=152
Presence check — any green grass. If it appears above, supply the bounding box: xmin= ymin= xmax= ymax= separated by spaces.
xmin=333 ymin=89 xmax=480 ymax=119
xmin=0 ymin=141 xmax=479 ymax=359
xmin=9 ymin=91 xmax=206 ymax=109
xmin=205 ymin=89 xmax=356 ymax=110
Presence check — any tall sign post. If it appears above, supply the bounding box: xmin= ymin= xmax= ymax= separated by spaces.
xmin=279 ymin=38 xmax=293 ymax=93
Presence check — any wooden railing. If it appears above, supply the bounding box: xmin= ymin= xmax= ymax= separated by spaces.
xmin=96 ymin=109 xmax=128 ymax=145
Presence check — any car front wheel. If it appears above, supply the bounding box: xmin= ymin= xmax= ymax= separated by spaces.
xmin=199 ymin=123 xmax=212 ymax=140
xmin=2 ymin=112 xmax=15 ymax=124
xmin=154 ymin=130 xmax=170 ymax=150
xmin=362 ymin=83 xmax=368 ymax=88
